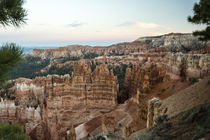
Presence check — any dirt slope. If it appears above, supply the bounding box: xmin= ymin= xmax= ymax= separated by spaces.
xmin=129 ymin=77 xmax=210 ymax=140
xmin=161 ymin=77 xmax=210 ymax=118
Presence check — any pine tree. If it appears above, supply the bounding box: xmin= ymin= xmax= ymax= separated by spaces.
xmin=0 ymin=0 xmax=27 ymax=86
xmin=0 ymin=1 xmax=28 ymax=139
xmin=0 ymin=0 xmax=27 ymax=27
xmin=188 ymin=0 xmax=210 ymax=41
xmin=0 ymin=43 xmax=23 ymax=85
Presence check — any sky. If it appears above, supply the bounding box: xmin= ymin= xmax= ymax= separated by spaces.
xmin=0 ymin=0 xmax=205 ymax=47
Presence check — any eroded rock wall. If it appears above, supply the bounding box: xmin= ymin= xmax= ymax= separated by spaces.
xmin=136 ymin=33 xmax=210 ymax=52
xmin=0 ymin=98 xmax=45 ymax=139
xmin=32 ymin=42 xmax=148 ymax=59
xmin=164 ymin=53 xmax=210 ymax=80
xmin=0 ymin=63 xmax=118 ymax=140
xmin=122 ymin=63 xmax=166 ymax=100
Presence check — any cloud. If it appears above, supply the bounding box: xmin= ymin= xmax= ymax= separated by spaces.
xmin=118 ymin=22 xmax=134 ymax=27
xmin=118 ymin=21 xmax=160 ymax=29
xmin=67 ymin=21 xmax=86 ymax=27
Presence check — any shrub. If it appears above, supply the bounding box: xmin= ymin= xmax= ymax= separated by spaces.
xmin=208 ymin=80 xmax=210 ymax=85
xmin=33 ymin=100 xmax=40 ymax=109
xmin=84 ymin=53 xmax=99 ymax=59
xmin=189 ymin=77 xmax=198 ymax=84
xmin=0 ymin=123 xmax=30 ymax=140
xmin=0 ymin=81 xmax=15 ymax=99
xmin=155 ymin=114 xmax=168 ymax=125
xmin=169 ymin=85 xmax=175 ymax=95
xmin=161 ymin=88 xmax=166 ymax=93
xmin=14 ymin=100 xmax=19 ymax=106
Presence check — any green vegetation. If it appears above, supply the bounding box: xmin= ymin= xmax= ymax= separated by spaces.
xmin=0 ymin=123 xmax=29 ymax=140
xmin=0 ymin=0 xmax=27 ymax=92
xmin=9 ymin=56 xmax=76 ymax=79
xmin=189 ymin=77 xmax=199 ymax=84
xmin=207 ymin=80 xmax=210 ymax=85
xmin=0 ymin=44 xmax=23 ymax=87
xmin=169 ymin=85 xmax=175 ymax=95
xmin=0 ymin=0 xmax=27 ymax=27
xmin=128 ymin=102 xmax=210 ymax=140
xmin=155 ymin=114 xmax=168 ymax=125
xmin=47 ymin=65 xmax=74 ymax=76
xmin=9 ymin=56 xmax=50 ymax=79
xmin=107 ymin=52 xmax=124 ymax=56
xmin=108 ymin=63 xmax=128 ymax=91
xmin=180 ymin=102 xmax=210 ymax=139
xmin=90 ymin=62 xmax=97 ymax=72
xmin=0 ymin=81 xmax=15 ymax=99
xmin=9 ymin=53 xmax=102 ymax=80
xmin=26 ymin=97 xmax=40 ymax=109
xmin=161 ymin=88 xmax=166 ymax=93
xmin=188 ymin=0 xmax=210 ymax=41
xmin=108 ymin=63 xmax=134 ymax=104
xmin=84 ymin=52 xmax=99 ymax=59
xmin=60 ymin=56 xmax=80 ymax=62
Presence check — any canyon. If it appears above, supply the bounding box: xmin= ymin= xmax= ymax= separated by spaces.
xmin=1 ymin=63 xmax=118 ymax=140
xmin=0 ymin=33 xmax=210 ymax=140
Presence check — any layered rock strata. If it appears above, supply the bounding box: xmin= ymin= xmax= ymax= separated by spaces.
xmin=164 ymin=53 xmax=210 ymax=80
xmin=0 ymin=63 xmax=118 ymax=140
xmin=32 ymin=42 xmax=148 ymax=59
xmin=122 ymin=63 xmax=166 ymax=99
xmin=0 ymin=98 xmax=44 ymax=139
xmin=136 ymin=33 xmax=210 ymax=52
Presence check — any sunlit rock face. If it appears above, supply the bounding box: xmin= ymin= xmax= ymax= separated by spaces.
xmin=31 ymin=42 xmax=149 ymax=59
xmin=32 ymin=33 xmax=209 ymax=60
xmin=0 ymin=63 xmax=118 ymax=140
xmin=42 ymin=63 xmax=118 ymax=139
xmin=136 ymin=33 xmax=210 ymax=52
xmin=164 ymin=53 xmax=210 ymax=80
xmin=146 ymin=97 xmax=162 ymax=128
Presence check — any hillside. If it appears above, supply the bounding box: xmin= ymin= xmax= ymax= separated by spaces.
xmin=129 ymin=77 xmax=210 ymax=140
xmin=128 ymin=101 xmax=210 ymax=140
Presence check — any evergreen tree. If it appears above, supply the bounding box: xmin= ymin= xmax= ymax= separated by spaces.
xmin=0 ymin=43 xmax=23 ymax=85
xmin=0 ymin=0 xmax=27 ymax=27
xmin=188 ymin=0 xmax=210 ymax=41
xmin=0 ymin=0 xmax=27 ymax=85
xmin=0 ymin=1 xmax=28 ymax=140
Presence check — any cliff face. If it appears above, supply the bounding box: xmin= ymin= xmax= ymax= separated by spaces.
xmin=32 ymin=45 xmax=90 ymax=59
xmin=122 ymin=63 xmax=166 ymax=100
xmin=164 ymin=53 xmax=210 ymax=80
xmin=0 ymin=99 xmax=44 ymax=139
xmin=31 ymin=33 xmax=209 ymax=60
xmin=32 ymin=42 xmax=148 ymax=59
xmin=0 ymin=63 xmax=118 ymax=140
xmin=136 ymin=33 xmax=210 ymax=52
